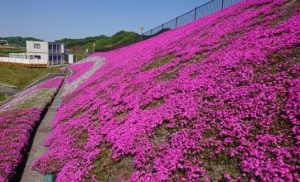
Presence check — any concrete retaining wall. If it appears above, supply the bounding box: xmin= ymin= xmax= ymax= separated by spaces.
xmin=0 ymin=57 xmax=48 ymax=67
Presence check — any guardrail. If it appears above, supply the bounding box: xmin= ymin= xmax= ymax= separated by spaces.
xmin=142 ymin=0 xmax=242 ymax=37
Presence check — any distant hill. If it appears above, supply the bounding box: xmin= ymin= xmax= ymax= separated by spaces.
xmin=0 ymin=36 xmax=43 ymax=47
xmin=1 ymin=31 xmax=141 ymax=60
xmin=56 ymin=31 xmax=141 ymax=60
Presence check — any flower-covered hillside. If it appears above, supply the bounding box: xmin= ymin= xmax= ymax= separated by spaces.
xmin=62 ymin=57 xmax=104 ymax=96
xmin=34 ymin=0 xmax=300 ymax=181
xmin=0 ymin=77 xmax=64 ymax=182
xmin=67 ymin=61 xmax=95 ymax=83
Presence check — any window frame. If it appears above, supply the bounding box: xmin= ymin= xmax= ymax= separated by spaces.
xmin=34 ymin=55 xmax=41 ymax=59
xmin=33 ymin=43 xmax=41 ymax=49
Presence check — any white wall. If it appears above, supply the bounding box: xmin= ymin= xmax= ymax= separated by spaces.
xmin=26 ymin=53 xmax=49 ymax=61
xmin=26 ymin=41 xmax=48 ymax=54
xmin=9 ymin=53 xmax=27 ymax=59
xmin=60 ymin=44 xmax=66 ymax=53
xmin=68 ymin=54 xmax=74 ymax=64
xmin=0 ymin=57 xmax=48 ymax=65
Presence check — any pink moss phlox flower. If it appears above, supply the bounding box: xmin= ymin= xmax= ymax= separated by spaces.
xmin=38 ymin=77 xmax=64 ymax=89
xmin=32 ymin=0 xmax=300 ymax=181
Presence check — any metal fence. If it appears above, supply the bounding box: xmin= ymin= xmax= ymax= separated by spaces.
xmin=142 ymin=0 xmax=242 ymax=37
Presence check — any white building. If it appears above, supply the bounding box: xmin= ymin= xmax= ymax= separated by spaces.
xmin=0 ymin=40 xmax=8 ymax=45
xmin=29 ymin=41 xmax=65 ymax=65
xmin=0 ymin=41 xmax=75 ymax=66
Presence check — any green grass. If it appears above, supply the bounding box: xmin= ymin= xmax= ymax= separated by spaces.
xmin=144 ymin=55 xmax=174 ymax=71
xmin=89 ymin=144 xmax=134 ymax=182
xmin=14 ymin=89 xmax=55 ymax=109
xmin=56 ymin=31 xmax=141 ymax=60
xmin=0 ymin=65 xmax=61 ymax=89
xmin=0 ymin=46 xmax=25 ymax=56
xmin=0 ymin=93 xmax=5 ymax=102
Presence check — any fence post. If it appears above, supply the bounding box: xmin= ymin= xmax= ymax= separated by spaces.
xmin=142 ymin=0 xmax=239 ymax=39
xmin=222 ymin=0 xmax=224 ymax=9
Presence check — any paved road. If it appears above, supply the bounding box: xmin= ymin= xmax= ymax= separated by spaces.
xmin=20 ymin=82 xmax=64 ymax=182
xmin=0 ymin=85 xmax=18 ymax=96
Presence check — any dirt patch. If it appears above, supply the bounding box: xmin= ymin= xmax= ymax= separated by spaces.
xmin=194 ymin=126 xmax=245 ymax=181
xmin=190 ymin=53 xmax=206 ymax=64
xmin=114 ymin=109 xmax=131 ymax=121
xmin=170 ymin=168 xmax=188 ymax=181
xmin=269 ymin=119 xmax=296 ymax=147
xmin=254 ymin=46 xmax=300 ymax=82
xmin=202 ymin=127 xmax=218 ymax=139
xmin=144 ymin=55 xmax=174 ymax=71
xmin=271 ymin=0 xmax=300 ymax=26
xmin=156 ymin=67 xmax=180 ymax=82
xmin=89 ymin=144 xmax=134 ymax=182
xmin=152 ymin=117 xmax=194 ymax=147
xmin=152 ymin=123 xmax=172 ymax=146
xmin=70 ymin=109 xmax=87 ymax=119
xmin=201 ymin=149 xmax=244 ymax=181
xmin=140 ymin=98 xmax=165 ymax=110
xmin=73 ymin=129 xmax=89 ymax=148
xmin=243 ymin=1 xmax=271 ymax=10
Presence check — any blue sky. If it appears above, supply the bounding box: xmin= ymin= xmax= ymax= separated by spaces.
xmin=0 ymin=0 xmax=210 ymax=41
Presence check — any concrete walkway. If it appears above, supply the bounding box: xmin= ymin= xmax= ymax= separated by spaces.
xmin=20 ymin=57 xmax=105 ymax=181
xmin=62 ymin=57 xmax=104 ymax=96
xmin=20 ymin=83 xmax=64 ymax=182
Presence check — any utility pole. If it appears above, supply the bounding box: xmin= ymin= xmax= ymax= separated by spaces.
xmin=93 ymin=43 xmax=96 ymax=53
xmin=140 ymin=26 xmax=144 ymax=40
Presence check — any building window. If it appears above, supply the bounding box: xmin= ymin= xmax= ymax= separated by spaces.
xmin=34 ymin=55 xmax=41 ymax=59
xmin=49 ymin=55 xmax=52 ymax=61
xmin=34 ymin=43 xmax=41 ymax=49
xmin=53 ymin=44 xmax=57 ymax=53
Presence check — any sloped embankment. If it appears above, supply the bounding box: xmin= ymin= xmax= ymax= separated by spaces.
xmin=62 ymin=56 xmax=104 ymax=96
xmin=33 ymin=0 xmax=299 ymax=181
xmin=0 ymin=77 xmax=64 ymax=182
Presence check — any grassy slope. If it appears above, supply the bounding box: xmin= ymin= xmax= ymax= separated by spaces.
xmin=0 ymin=65 xmax=60 ymax=89
xmin=0 ymin=77 xmax=64 ymax=181
xmin=1 ymin=31 xmax=140 ymax=60
xmin=0 ymin=93 xmax=5 ymax=102
xmin=56 ymin=31 xmax=140 ymax=60
xmin=0 ymin=36 xmax=42 ymax=47
xmin=0 ymin=45 xmax=25 ymax=57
